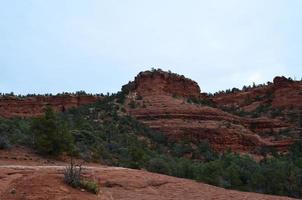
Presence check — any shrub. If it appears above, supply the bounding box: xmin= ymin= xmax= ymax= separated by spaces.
xmin=116 ymin=91 xmax=126 ymax=104
xmin=194 ymin=140 xmax=218 ymax=161
xmin=64 ymin=159 xmax=82 ymax=188
xmin=271 ymin=108 xmax=282 ymax=118
xmin=80 ymin=180 xmax=99 ymax=194
xmin=136 ymin=95 xmax=143 ymax=100
xmin=31 ymin=107 xmax=74 ymax=156
xmin=64 ymin=158 xmax=99 ymax=194
xmin=187 ymin=97 xmax=216 ymax=107
xmin=147 ymin=158 xmax=171 ymax=175
xmin=171 ymin=143 xmax=193 ymax=157
xmin=128 ymin=100 xmax=136 ymax=109
xmin=290 ymin=140 xmax=302 ymax=158
xmin=0 ymin=135 xmax=11 ymax=149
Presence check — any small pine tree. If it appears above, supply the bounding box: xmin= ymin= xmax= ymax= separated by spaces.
xmin=31 ymin=107 xmax=74 ymax=156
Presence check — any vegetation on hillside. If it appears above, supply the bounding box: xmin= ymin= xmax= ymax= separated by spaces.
xmin=207 ymin=76 xmax=302 ymax=96
xmin=31 ymin=107 xmax=74 ymax=156
xmin=0 ymin=94 xmax=302 ymax=198
xmin=0 ymin=91 xmax=105 ymax=98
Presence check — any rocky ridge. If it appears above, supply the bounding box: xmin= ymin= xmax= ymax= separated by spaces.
xmin=0 ymin=95 xmax=100 ymax=118
xmin=212 ymin=76 xmax=302 ymax=110
xmin=124 ymin=71 xmax=301 ymax=152
xmin=122 ymin=69 xmax=201 ymax=98
xmin=0 ymin=70 xmax=301 ymax=153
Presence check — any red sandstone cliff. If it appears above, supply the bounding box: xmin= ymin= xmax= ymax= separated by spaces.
xmin=0 ymin=95 xmax=100 ymax=118
xmin=122 ymin=69 xmax=201 ymax=98
xmin=124 ymin=71 xmax=301 ymax=152
xmin=212 ymin=76 xmax=302 ymax=109
xmin=0 ymin=70 xmax=301 ymax=153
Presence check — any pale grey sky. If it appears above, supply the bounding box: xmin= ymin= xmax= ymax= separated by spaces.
xmin=1 ymin=0 xmax=301 ymax=94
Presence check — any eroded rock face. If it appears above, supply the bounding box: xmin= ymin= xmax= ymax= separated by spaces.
xmin=127 ymin=95 xmax=292 ymax=152
xmin=0 ymin=95 xmax=100 ymax=118
xmin=122 ymin=69 xmax=201 ymax=98
xmin=273 ymin=76 xmax=294 ymax=88
xmin=126 ymin=71 xmax=300 ymax=152
xmin=0 ymin=71 xmax=300 ymax=153
xmin=212 ymin=76 xmax=302 ymax=109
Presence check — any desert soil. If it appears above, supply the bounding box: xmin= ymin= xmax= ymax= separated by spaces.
xmin=0 ymin=147 xmax=298 ymax=200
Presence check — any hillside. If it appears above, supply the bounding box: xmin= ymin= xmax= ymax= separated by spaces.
xmin=1 ymin=69 xmax=302 ymax=198
xmin=0 ymin=148 xmax=297 ymax=200
xmin=1 ymin=70 xmax=301 ymax=153
xmin=123 ymin=69 xmax=301 ymax=152
xmin=0 ymin=94 xmax=100 ymax=118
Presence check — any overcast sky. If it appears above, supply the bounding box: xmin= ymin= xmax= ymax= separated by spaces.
xmin=1 ymin=0 xmax=301 ymax=94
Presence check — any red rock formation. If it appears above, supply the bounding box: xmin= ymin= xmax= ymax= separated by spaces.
xmin=273 ymin=76 xmax=294 ymax=88
xmin=212 ymin=76 xmax=302 ymax=109
xmin=122 ymin=69 xmax=201 ymax=98
xmin=0 ymin=95 xmax=100 ymax=118
xmin=1 ymin=70 xmax=300 ymax=153
xmin=127 ymin=94 xmax=293 ymax=152
xmin=272 ymin=78 xmax=302 ymax=108
xmin=0 ymin=148 xmax=296 ymax=200
xmin=125 ymin=71 xmax=300 ymax=152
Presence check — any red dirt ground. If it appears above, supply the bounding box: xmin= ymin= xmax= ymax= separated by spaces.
xmin=0 ymin=147 xmax=298 ymax=200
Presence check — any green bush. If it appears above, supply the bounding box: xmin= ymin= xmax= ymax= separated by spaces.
xmin=147 ymin=158 xmax=171 ymax=175
xmin=31 ymin=107 xmax=74 ymax=156
xmin=0 ymin=135 xmax=11 ymax=149
xmin=193 ymin=140 xmax=218 ymax=161
xmin=64 ymin=159 xmax=82 ymax=188
xmin=128 ymin=100 xmax=137 ymax=109
xmin=80 ymin=180 xmax=99 ymax=194
xmin=64 ymin=158 xmax=99 ymax=194
xmin=187 ymin=97 xmax=216 ymax=107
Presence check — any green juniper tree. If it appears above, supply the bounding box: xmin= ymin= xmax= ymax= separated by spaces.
xmin=31 ymin=107 xmax=74 ymax=156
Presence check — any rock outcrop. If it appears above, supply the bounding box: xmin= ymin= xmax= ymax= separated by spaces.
xmin=122 ymin=69 xmax=201 ymax=98
xmin=273 ymin=76 xmax=295 ymax=88
xmin=1 ymin=70 xmax=301 ymax=153
xmin=125 ymin=71 xmax=301 ymax=152
xmin=0 ymin=148 xmax=296 ymax=200
xmin=212 ymin=76 xmax=302 ymax=109
xmin=0 ymin=95 xmax=100 ymax=118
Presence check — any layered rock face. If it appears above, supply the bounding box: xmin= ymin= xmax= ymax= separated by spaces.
xmin=127 ymin=95 xmax=292 ymax=152
xmin=0 ymin=95 xmax=100 ymax=118
xmin=122 ymin=69 xmax=201 ymax=98
xmin=212 ymin=76 xmax=302 ymax=109
xmin=272 ymin=76 xmax=302 ymax=108
xmin=126 ymin=71 xmax=300 ymax=152
xmin=0 ymin=71 xmax=300 ymax=153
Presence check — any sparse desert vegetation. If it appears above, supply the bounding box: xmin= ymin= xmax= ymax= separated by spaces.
xmin=1 ymin=93 xmax=302 ymax=198
xmin=64 ymin=158 xmax=99 ymax=194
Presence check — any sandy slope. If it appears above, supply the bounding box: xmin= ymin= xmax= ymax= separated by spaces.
xmin=0 ymin=147 xmax=297 ymax=200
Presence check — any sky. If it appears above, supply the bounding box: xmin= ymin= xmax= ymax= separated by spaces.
xmin=0 ymin=0 xmax=301 ymax=94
